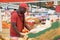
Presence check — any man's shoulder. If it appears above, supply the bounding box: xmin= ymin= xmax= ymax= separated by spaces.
xmin=12 ymin=11 xmax=17 ymax=15
xmin=11 ymin=11 xmax=18 ymax=17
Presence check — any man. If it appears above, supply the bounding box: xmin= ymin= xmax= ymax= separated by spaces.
xmin=10 ymin=3 xmax=31 ymax=37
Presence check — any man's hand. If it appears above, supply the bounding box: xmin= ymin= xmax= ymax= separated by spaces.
xmin=19 ymin=32 xmax=27 ymax=37
xmin=19 ymin=34 xmax=24 ymax=38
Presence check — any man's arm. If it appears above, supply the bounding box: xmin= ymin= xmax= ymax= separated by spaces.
xmin=11 ymin=22 xmax=20 ymax=36
xmin=24 ymin=24 xmax=31 ymax=31
xmin=11 ymin=22 xmax=23 ymax=37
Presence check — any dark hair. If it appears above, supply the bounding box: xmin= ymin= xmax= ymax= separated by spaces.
xmin=14 ymin=9 xmax=16 ymax=11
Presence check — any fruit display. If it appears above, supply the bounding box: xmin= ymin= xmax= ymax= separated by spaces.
xmin=2 ymin=21 xmax=11 ymax=28
xmin=22 ymin=28 xmax=29 ymax=33
xmin=1 ymin=10 xmax=11 ymax=28
xmin=25 ymin=16 xmax=40 ymax=29
xmin=28 ymin=21 xmax=60 ymax=40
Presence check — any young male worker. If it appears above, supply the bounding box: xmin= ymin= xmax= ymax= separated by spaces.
xmin=10 ymin=3 xmax=31 ymax=37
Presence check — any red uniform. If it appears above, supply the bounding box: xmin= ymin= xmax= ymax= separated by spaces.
xmin=10 ymin=11 xmax=24 ymax=37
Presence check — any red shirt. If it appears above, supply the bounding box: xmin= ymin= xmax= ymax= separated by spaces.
xmin=11 ymin=11 xmax=16 ymax=15
xmin=10 ymin=11 xmax=24 ymax=37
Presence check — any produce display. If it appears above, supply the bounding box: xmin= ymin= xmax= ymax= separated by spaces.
xmin=1 ymin=20 xmax=59 ymax=40
xmin=27 ymin=21 xmax=60 ymax=40
xmin=25 ymin=16 xmax=40 ymax=29
xmin=1 ymin=10 xmax=11 ymax=28
xmin=22 ymin=28 xmax=29 ymax=33
xmin=2 ymin=21 xmax=11 ymax=28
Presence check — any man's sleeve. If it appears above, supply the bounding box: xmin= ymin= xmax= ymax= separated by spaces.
xmin=11 ymin=13 xmax=17 ymax=22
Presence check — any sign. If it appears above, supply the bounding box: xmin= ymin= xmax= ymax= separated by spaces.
xmin=56 ymin=5 xmax=60 ymax=13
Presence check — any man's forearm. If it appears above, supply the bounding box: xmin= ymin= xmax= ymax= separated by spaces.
xmin=13 ymin=26 xmax=20 ymax=34
xmin=25 ymin=24 xmax=31 ymax=31
xmin=11 ymin=22 xmax=20 ymax=36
